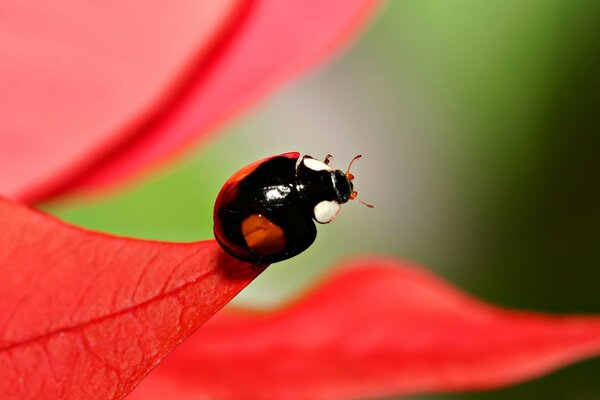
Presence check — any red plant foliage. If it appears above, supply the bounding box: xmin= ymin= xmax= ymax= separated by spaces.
xmin=0 ymin=198 xmax=263 ymax=399
xmin=3 ymin=197 xmax=600 ymax=400
xmin=129 ymin=260 xmax=600 ymax=400
xmin=2 ymin=2 xmax=600 ymax=400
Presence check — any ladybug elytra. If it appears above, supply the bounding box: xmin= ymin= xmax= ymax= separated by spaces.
xmin=213 ymin=152 xmax=372 ymax=264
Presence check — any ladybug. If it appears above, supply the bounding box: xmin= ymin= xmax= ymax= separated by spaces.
xmin=213 ymin=152 xmax=372 ymax=264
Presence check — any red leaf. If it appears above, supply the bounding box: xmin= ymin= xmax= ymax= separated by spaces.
xmin=72 ymin=0 xmax=378 ymax=195
xmin=0 ymin=0 xmax=378 ymax=203
xmin=0 ymin=197 xmax=263 ymax=400
xmin=128 ymin=259 xmax=600 ymax=400
xmin=0 ymin=0 xmax=243 ymax=203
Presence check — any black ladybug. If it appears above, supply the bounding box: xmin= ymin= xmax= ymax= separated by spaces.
xmin=213 ymin=152 xmax=372 ymax=264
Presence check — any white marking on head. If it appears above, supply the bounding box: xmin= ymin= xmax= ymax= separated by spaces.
xmin=304 ymin=157 xmax=332 ymax=172
xmin=313 ymin=200 xmax=341 ymax=224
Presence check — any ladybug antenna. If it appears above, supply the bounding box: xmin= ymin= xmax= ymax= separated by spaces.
xmin=359 ymin=199 xmax=375 ymax=208
xmin=345 ymin=155 xmax=373 ymax=208
xmin=345 ymin=154 xmax=362 ymax=181
xmin=349 ymin=190 xmax=375 ymax=208
xmin=346 ymin=154 xmax=362 ymax=174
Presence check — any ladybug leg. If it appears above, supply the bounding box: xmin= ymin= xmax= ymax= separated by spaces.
xmin=323 ymin=154 xmax=333 ymax=165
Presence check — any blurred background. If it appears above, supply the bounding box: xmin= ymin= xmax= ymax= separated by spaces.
xmin=43 ymin=1 xmax=600 ymax=398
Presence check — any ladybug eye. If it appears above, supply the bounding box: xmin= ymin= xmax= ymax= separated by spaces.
xmin=346 ymin=172 xmax=355 ymax=181
xmin=350 ymin=191 xmax=358 ymax=200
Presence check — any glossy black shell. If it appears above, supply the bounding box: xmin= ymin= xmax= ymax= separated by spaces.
xmin=213 ymin=152 xmax=316 ymax=264
xmin=214 ymin=152 xmax=356 ymax=264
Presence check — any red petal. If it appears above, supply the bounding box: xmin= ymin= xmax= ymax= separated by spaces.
xmin=0 ymin=0 xmax=378 ymax=203
xmin=129 ymin=259 xmax=600 ymax=400
xmin=0 ymin=198 xmax=263 ymax=399
xmin=73 ymin=0 xmax=378 ymax=195
xmin=0 ymin=0 xmax=243 ymax=202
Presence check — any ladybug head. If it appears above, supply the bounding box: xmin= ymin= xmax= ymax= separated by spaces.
xmin=332 ymin=169 xmax=354 ymax=203
xmin=332 ymin=155 xmax=374 ymax=208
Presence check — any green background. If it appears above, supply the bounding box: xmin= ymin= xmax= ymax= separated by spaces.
xmin=44 ymin=1 xmax=600 ymax=398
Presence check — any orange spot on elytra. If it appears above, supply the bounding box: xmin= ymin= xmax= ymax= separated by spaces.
xmin=241 ymin=214 xmax=286 ymax=256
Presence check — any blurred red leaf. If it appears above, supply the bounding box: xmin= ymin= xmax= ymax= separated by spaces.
xmin=0 ymin=0 xmax=378 ymax=203
xmin=72 ymin=0 xmax=377 ymax=195
xmin=129 ymin=259 xmax=600 ymax=400
xmin=0 ymin=0 xmax=243 ymax=202
xmin=0 ymin=198 xmax=263 ymax=400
